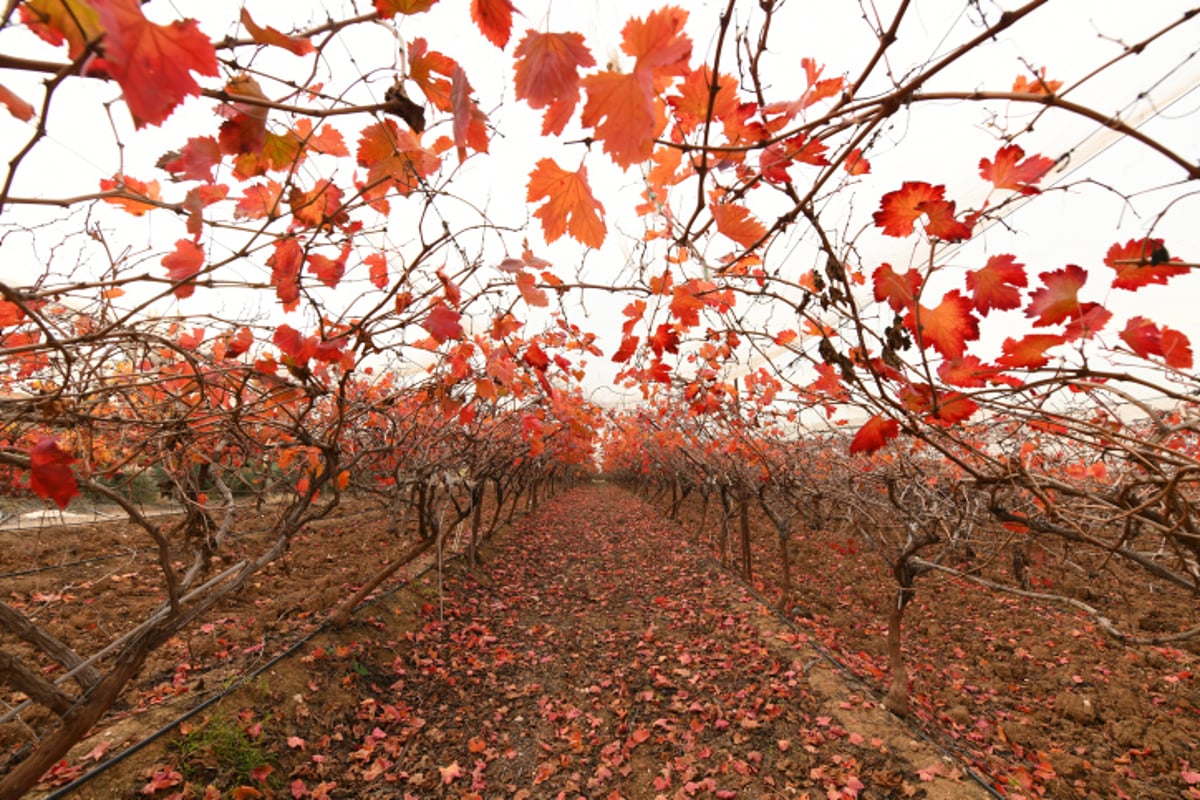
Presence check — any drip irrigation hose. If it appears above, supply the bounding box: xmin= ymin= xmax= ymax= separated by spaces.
xmin=0 ymin=551 xmax=142 ymax=581
xmin=41 ymin=557 xmax=451 ymax=799
xmin=697 ymin=550 xmax=1006 ymax=800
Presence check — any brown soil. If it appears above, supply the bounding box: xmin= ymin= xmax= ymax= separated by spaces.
xmin=3 ymin=486 xmax=996 ymax=798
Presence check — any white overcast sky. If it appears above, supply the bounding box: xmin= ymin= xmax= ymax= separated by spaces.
xmin=0 ymin=1 xmax=1196 ymax=402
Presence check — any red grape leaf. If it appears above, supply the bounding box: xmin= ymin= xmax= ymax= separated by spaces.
xmin=159 ymin=136 xmax=221 ymax=182
xmin=0 ymin=83 xmax=35 ymax=121
xmin=516 ymin=271 xmax=548 ymax=307
xmin=1025 ymin=264 xmax=1086 ymax=327
xmin=916 ymin=197 xmax=972 ymax=241
xmin=523 ymin=342 xmax=551 ymax=370
xmin=307 ymin=246 xmax=349 ymax=289
xmin=905 ymin=291 xmax=978 ymax=360
xmin=850 ymin=414 xmax=899 ymax=455
xmin=293 ymin=119 xmax=349 ymax=157
xmin=965 ymin=254 xmax=1026 ymax=315
xmin=289 ymin=180 xmax=347 ymax=230
xmin=666 ymin=66 xmax=738 ymax=135
xmin=1062 ymin=302 xmax=1112 ymax=341
xmin=873 ymin=181 xmax=943 ymax=237
xmin=235 ymin=180 xmax=284 ymax=220
xmin=240 ymin=9 xmax=313 ymax=56
xmin=267 ymin=237 xmax=304 ymax=311
xmin=99 ymin=173 xmax=160 ymax=216
xmin=622 ymin=6 xmax=691 ymax=75
xmin=375 ymin=0 xmax=438 ymax=16
xmin=1120 ymin=316 xmax=1193 ymax=369
xmin=873 ymin=263 xmax=921 ymax=312
xmin=979 ymin=144 xmax=1055 ymax=195
xmin=408 ymin=38 xmax=455 ymax=112
xmin=20 ymin=0 xmax=102 ymax=60
xmin=844 ymin=148 xmax=870 ymax=175
xmin=612 ymin=334 xmax=638 ymax=363
xmin=929 ymin=392 xmax=979 ymax=425
xmin=580 ymin=69 xmax=658 ymax=168
xmin=451 ymin=66 xmax=489 ymax=162
xmin=89 ymin=0 xmax=218 ymax=128
xmin=161 ymin=239 xmax=204 ymax=298
xmin=423 ymin=302 xmax=463 ymax=343
xmin=29 ymin=437 xmax=79 ymax=510
xmin=996 ymin=334 xmax=1065 ymax=368
xmin=1104 ymin=238 xmax=1187 ymax=290
xmin=470 ymin=0 xmax=514 ymax=49
xmin=1012 ymin=68 xmax=1061 ymax=95
xmin=366 ymin=253 xmax=389 ymax=290
xmin=711 ymin=202 xmax=767 ymax=249
xmin=514 ymin=31 xmax=595 ymax=136
xmin=527 ymin=158 xmax=606 ymax=248
xmin=356 ymin=120 xmax=441 ymax=209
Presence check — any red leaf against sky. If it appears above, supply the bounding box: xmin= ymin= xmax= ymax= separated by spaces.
xmin=843 ymin=148 xmax=870 ymax=176
xmin=89 ymin=0 xmax=218 ymax=128
xmin=938 ymin=355 xmax=992 ymax=388
xmin=965 ymin=254 xmax=1026 ymax=315
xmin=307 ymin=246 xmax=349 ymax=288
xmin=365 ymin=253 xmax=388 ymax=290
xmin=872 ymin=263 xmax=921 ymax=312
xmin=29 ymin=437 xmax=79 ymax=510
xmin=471 ymin=0 xmax=514 ymax=48
xmin=799 ymin=57 xmax=844 ymax=110
xmin=0 ymin=301 xmax=25 ymax=328
xmin=356 ymin=120 xmax=441 ymax=210
xmin=240 ymin=9 xmax=313 ymax=56
xmin=905 ymin=291 xmax=979 ymax=360
xmin=268 ymin=237 xmax=304 ymax=311
xmin=408 ymin=38 xmax=455 ymax=112
xmin=273 ymin=323 xmax=308 ymax=363
xmin=526 ymin=158 xmax=606 ymax=248
xmin=375 ymin=0 xmax=437 ymax=16
xmin=1063 ymin=302 xmax=1112 ymax=341
xmin=666 ymin=66 xmax=738 ymax=135
xmin=996 ymin=333 xmax=1065 ymax=368
xmin=580 ymin=69 xmax=659 ymax=168
xmin=289 ymin=180 xmax=346 ymax=230
xmin=1025 ymin=264 xmax=1086 ymax=327
xmin=850 ymin=414 xmax=900 ymax=455
xmin=451 ymin=66 xmax=489 ymax=162
xmin=523 ymin=341 xmax=551 ymax=371
xmin=423 ymin=302 xmax=463 ymax=343
xmin=916 ymin=197 xmax=972 ymax=242
xmin=710 ymin=202 xmax=767 ymax=249
xmin=20 ymin=0 xmax=103 ymax=59
xmin=979 ymin=144 xmax=1054 ymax=195
xmin=235 ymin=180 xmax=283 ymax=220
xmin=1120 ymin=316 xmax=1193 ymax=369
xmin=612 ymin=334 xmax=638 ymax=363
xmin=514 ymin=31 xmax=595 ymax=135
xmin=1012 ymin=67 xmax=1062 ymax=95
xmin=670 ymin=281 xmax=706 ymax=329
xmin=1104 ymin=238 xmax=1187 ymax=290
xmin=160 ymin=136 xmax=221 ymax=182
xmin=621 ymin=6 xmax=691 ymax=76
xmin=873 ymin=181 xmax=944 ymax=237
xmin=293 ymin=119 xmax=349 ymax=157
xmin=100 ymin=173 xmax=160 ymax=216
xmin=161 ymin=239 xmax=204 ymax=298
xmin=516 ymin=271 xmax=549 ymax=307
xmin=0 ymin=83 xmax=35 ymax=121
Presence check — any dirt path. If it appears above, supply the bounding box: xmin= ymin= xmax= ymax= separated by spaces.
xmin=291 ymin=484 xmax=990 ymax=799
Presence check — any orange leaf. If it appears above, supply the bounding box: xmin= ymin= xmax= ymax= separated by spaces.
xmin=1103 ymin=238 xmax=1187 ymax=291
xmin=1012 ymin=67 xmax=1061 ymax=95
xmin=873 ymin=181 xmax=944 ymax=237
xmin=526 ymin=158 xmax=606 ymax=248
xmin=581 ymin=69 xmax=659 ymax=168
xmin=622 ymin=6 xmax=691 ymax=76
xmin=516 ymin=271 xmax=548 ymax=307
xmin=1025 ymin=264 xmax=1086 ymax=327
xmin=159 ymin=135 xmax=221 ymax=182
xmin=1120 ymin=316 xmax=1193 ymax=369
xmin=267 ymin=238 xmax=304 ymax=311
xmin=235 ymin=180 xmax=284 ymax=220
xmin=408 ymin=38 xmax=455 ymax=112
xmin=240 ymin=9 xmax=313 ymax=56
xmin=905 ymin=291 xmax=978 ymax=360
xmin=979 ymin=143 xmax=1054 ymax=195
xmin=965 ymin=254 xmax=1026 ymax=315
xmin=711 ymin=202 xmax=767 ymax=249
xmin=843 ymin=147 xmax=870 ymax=176
xmin=666 ymin=66 xmax=738 ymax=135
xmin=99 ymin=173 xmax=160 ymax=216
xmin=612 ymin=334 xmax=638 ymax=363
xmin=20 ymin=0 xmax=102 ymax=60
xmin=29 ymin=437 xmax=79 ymax=510
xmin=872 ymin=263 xmax=921 ymax=312
xmin=850 ymin=415 xmax=899 ymax=455
xmin=293 ymin=119 xmax=349 ymax=156
xmin=470 ymin=0 xmax=514 ymax=48
xmin=514 ymin=30 xmax=595 ymax=135
xmin=307 ymin=246 xmax=349 ymax=289
xmin=996 ymin=334 xmax=1065 ymax=368
xmin=89 ymin=0 xmax=218 ymax=128
xmin=162 ymin=239 xmax=204 ymax=298
xmin=0 ymin=83 xmax=34 ymax=121
xmin=356 ymin=120 xmax=441 ymax=209
xmin=916 ymin=197 xmax=972 ymax=242
xmin=375 ymin=0 xmax=438 ymax=16
xmin=365 ymin=253 xmax=389 ymax=290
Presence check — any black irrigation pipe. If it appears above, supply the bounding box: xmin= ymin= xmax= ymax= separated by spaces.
xmin=0 ymin=551 xmax=144 ymax=581
xmin=695 ymin=548 xmax=1006 ymax=800
xmin=42 ymin=556 xmax=454 ymax=799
